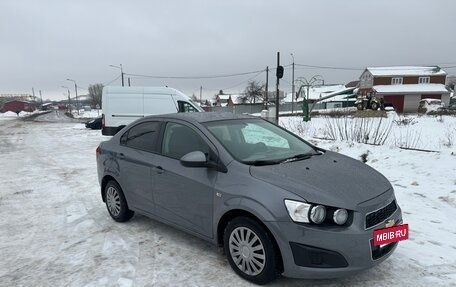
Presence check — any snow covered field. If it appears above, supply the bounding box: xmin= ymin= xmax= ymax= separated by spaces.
xmin=0 ymin=111 xmax=455 ymax=286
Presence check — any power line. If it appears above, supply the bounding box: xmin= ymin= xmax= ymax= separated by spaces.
xmin=222 ymin=70 xmax=265 ymax=91
xmin=295 ymin=63 xmax=364 ymax=71
xmin=125 ymin=69 xmax=266 ymax=80
xmin=103 ymin=75 xmax=121 ymax=86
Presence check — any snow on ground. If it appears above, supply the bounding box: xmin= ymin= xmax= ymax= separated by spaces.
xmin=0 ymin=111 xmax=455 ymax=286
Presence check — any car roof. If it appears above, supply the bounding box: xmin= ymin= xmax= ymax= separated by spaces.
xmin=143 ymin=112 xmax=257 ymax=124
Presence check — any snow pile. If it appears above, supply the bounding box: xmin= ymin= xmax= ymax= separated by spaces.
xmin=0 ymin=110 xmax=36 ymax=119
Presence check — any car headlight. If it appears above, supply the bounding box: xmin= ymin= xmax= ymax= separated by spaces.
xmin=310 ymin=205 xmax=326 ymax=224
xmin=284 ymin=200 xmax=312 ymax=223
xmin=285 ymin=200 xmax=350 ymax=226
xmin=333 ymin=208 xmax=348 ymax=225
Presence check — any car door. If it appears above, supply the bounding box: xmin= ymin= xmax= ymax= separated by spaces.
xmin=116 ymin=121 xmax=162 ymax=213
xmin=153 ymin=121 xmax=217 ymax=238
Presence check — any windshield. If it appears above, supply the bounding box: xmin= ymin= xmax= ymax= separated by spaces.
xmin=204 ymin=119 xmax=317 ymax=165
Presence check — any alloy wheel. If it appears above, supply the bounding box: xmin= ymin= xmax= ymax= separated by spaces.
xmin=106 ymin=186 xmax=121 ymax=216
xmin=228 ymin=227 xmax=266 ymax=276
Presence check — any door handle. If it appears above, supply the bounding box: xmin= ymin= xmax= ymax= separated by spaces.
xmin=153 ymin=166 xmax=164 ymax=174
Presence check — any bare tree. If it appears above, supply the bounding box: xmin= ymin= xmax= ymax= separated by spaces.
xmin=242 ymin=81 xmax=265 ymax=104
xmin=88 ymin=83 xmax=103 ymax=108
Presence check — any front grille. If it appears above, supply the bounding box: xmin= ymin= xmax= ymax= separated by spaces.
xmin=365 ymin=200 xmax=397 ymax=229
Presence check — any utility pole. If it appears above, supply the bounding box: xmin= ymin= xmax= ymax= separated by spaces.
xmin=66 ymin=79 xmax=79 ymax=115
xmin=32 ymin=88 xmax=35 ymax=101
xmin=291 ymin=53 xmax=295 ymax=114
xmin=61 ymin=86 xmax=71 ymax=113
xmin=265 ymin=66 xmax=269 ymax=109
xmin=109 ymin=64 xmax=124 ymax=86
xmin=120 ymin=64 xmax=124 ymax=86
xmin=39 ymin=90 xmax=43 ymax=104
xmin=274 ymin=52 xmax=285 ymax=124
xmin=75 ymin=83 xmax=79 ymax=114
xmin=200 ymin=86 xmax=202 ymax=104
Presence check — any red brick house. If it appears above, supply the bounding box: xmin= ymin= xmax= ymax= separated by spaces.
xmin=357 ymin=66 xmax=450 ymax=112
xmin=0 ymin=100 xmax=36 ymax=114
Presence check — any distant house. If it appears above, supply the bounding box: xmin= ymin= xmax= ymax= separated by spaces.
xmin=345 ymin=81 xmax=359 ymax=88
xmin=357 ymin=66 xmax=450 ymax=113
xmin=0 ymin=100 xmax=36 ymax=114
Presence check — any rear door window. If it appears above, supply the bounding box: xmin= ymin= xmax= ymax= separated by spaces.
xmin=121 ymin=121 xmax=161 ymax=153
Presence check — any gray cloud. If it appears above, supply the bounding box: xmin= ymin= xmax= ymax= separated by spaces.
xmin=1 ymin=0 xmax=455 ymax=100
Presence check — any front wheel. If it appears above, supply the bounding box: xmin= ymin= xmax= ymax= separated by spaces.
xmin=104 ymin=180 xmax=134 ymax=222
xmin=224 ymin=217 xmax=278 ymax=285
xmin=357 ymin=103 xmax=364 ymax=110
xmin=371 ymin=102 xmax=378 ymax=110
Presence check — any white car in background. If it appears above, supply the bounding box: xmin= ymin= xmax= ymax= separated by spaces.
xmin=101 ymin=86 xmax=203 ymax=136
xmin=418 ymin=98 xmax=445 ymax=114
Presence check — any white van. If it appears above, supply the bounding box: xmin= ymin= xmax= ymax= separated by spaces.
xmin=102 ymin=86 xmax=202 ymax=135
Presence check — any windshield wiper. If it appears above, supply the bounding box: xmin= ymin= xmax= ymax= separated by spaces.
xmin=279 ymin=152 xmax=319 ymax=164
xmin=245 ymin=151 xmax=322 ymax=166
xmin=245 ymin=159 xmax=282 ymax=166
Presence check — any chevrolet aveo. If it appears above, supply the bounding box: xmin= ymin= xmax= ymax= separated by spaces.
xmin=96 ymin=112 xmax=404 ymax=285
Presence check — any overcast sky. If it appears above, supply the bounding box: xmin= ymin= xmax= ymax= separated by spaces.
xmin=1 ymin=0 xmax=455 ymax=100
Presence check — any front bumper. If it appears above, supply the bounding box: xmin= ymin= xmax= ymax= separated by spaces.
xmin=266 ymin=195 xmax=403 ymax=279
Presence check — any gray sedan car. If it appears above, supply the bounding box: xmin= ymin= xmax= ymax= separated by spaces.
xmin=96 ymin=112 xmax=403 ymax=284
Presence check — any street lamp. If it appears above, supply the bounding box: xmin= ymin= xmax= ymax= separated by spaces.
xmin=296 ymin=75 xmax=324 ymax=122
xmin=66 ymin=78 xmax=79 ymax=115
xmin=290 ymin=53 xmax=295 ymax=114
xmin=109 ymin=64 xmax=124 ymax=86
xmin=61 ymin=86 xmax=71 ymax=113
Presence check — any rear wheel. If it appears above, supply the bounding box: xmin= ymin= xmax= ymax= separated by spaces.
xmin=104 ymin=180 xmax=134 ymax=222
xmin=224 ymin=217 xmax=278 ymax=285
xmin=357 ymin=103 xmax=364 ymax=110
xmin=371 ymin=102 xmax=378 ymax=110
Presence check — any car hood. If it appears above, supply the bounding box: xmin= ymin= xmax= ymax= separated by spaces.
xmin=249 ymin=151 xmax=392 ymax=210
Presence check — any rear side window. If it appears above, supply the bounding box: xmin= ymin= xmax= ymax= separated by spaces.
xmin=121 ymin=121 xmax=161 ymax=153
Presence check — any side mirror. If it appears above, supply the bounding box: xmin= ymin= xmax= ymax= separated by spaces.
xmin=180 ymin=151 xmax=227 ymax=173
xmin=180 ymin=151 xmax=207 ymax=167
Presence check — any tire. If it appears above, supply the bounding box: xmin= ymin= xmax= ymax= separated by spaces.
xmin=357 ymin=103 xmax=364 ymax=110
xmin=104 ymin=180 xmax=134 ymax=222
xmin=223 ymin=217 xmax=278 ymax=285
xmin=371 ymin=102 xmax=378 ymax=110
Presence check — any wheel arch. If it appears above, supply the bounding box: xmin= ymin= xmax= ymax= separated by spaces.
xmin=101 ymin=175 xmax=118 ymax=202
xmin=216 ymin=209 xmax=284 ymax=273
